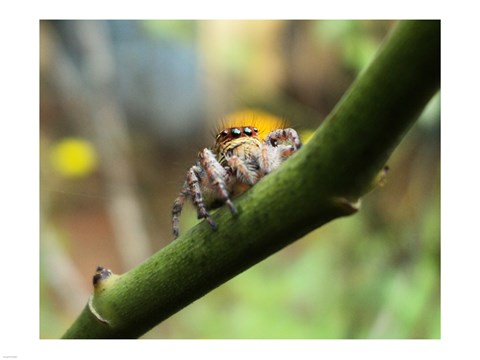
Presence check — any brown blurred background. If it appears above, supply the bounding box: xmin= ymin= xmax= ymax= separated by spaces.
xmin=40 ymin=20 xmax=440 ymax=338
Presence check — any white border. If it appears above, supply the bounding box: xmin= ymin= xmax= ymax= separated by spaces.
xmin=2 ymin=1 xmax=480 ymax=359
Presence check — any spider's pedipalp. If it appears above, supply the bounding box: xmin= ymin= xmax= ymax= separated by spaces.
xmin=226 ymin=154 xmax=257 ymax=186
xmin=260 ymin=143 xmax=282 ymax=174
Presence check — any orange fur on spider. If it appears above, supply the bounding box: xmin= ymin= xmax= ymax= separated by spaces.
xmin=217 ymin=109 xmax=287 ymax=140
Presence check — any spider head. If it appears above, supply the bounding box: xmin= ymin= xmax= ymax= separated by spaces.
xmin=213 ymin=109 xmax=292 ymax=161
xmin=214 ymin=126 xmax=263 ymax=164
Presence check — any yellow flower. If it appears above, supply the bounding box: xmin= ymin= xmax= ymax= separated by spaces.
xmin=50 ymin=137 xmax=98 ymax=178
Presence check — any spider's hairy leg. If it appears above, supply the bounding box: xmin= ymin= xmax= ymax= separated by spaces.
xmin=172 ymin=165 xmax=217 ymax=238
xmin=172 ymin=183 xmax=188 ymax=238
xmin=265 ymin=128 xmax=302 ymax=157
xmin=187 ymin=164 xmax=218 ymax=230
xmin=199 ymin=148 xmax=238 ymax=215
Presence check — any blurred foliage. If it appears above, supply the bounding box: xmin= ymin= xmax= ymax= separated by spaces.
xmin=140 ymin=20 xmax=197 ymax=43
xmin=40 ymin=20 xmax=439 ymax=339
xmin=314 ymin=20 xmax=385 ymax=72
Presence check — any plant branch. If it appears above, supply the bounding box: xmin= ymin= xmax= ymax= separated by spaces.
xmin=62 ymin=20 xmax=440 ymax=339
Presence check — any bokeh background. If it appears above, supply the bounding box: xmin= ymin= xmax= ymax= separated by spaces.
xmin=39 ymin=20 xmax=440 ymax=339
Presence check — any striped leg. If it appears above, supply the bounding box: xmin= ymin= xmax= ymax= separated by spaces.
xmin=199 ymin=149 xmax=237 ymax=215
xmin=186 ymin=164 xmax=218 ymax=230
xmin=172 ymin=183 xmax=188 ymax=238
xmin=172 ymin=162 xmax=218 ymax=238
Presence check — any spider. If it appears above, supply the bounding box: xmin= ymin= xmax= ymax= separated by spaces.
xmin=171 ymin=112 xmax=302 ymax=238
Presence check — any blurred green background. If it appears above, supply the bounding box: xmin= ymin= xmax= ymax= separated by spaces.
xmin=40 ymin=20 xmax=440 ymax=339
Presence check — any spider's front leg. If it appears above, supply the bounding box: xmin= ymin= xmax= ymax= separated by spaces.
xmin=261 ymin=128 xmax=302 ymax=174
xmin=172 ymin=165 xmax=217 ymax=238
xmin=198 ymin=148 xmax=238 ymax=216
xmin=172 ymin=148 xmax=238 ymax=238
xmin=265 ymin=128 xmax=302 ymax=156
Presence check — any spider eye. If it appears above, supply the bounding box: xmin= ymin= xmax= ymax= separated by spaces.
xmin=243 ymin=127 xmax=252 ymax=136
xmin=231 ymin=128 xmax=242 ymax=138
xmin=253 ymin=127 xmax=258 ymax=133
xmin=216 ymin=130 xmax=229 ymax=141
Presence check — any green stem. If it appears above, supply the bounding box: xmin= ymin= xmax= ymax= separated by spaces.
xmin=62 ymin=20 xmax=440 ymax=339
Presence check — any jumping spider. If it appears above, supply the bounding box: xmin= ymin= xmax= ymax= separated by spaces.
xmin=172 ymin=115 xmax=302 ymax=238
